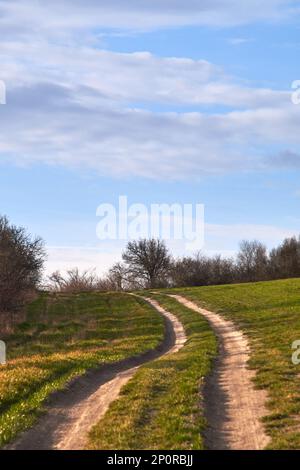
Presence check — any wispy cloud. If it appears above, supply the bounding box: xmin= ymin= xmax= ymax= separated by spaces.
xmin=228 ymin=37 xmax=253 ymax=45
xmin=0 ymin=0 xmax=297 ymax=34
xmin=268 ymin=150 xmax=300 ymax=169
xmin=0 ymin=1 xmax=299 ymax=181
xmin=1 ymin=80 xmax=299 ymax=179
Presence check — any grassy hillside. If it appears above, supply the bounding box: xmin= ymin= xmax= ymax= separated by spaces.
xmin=2 ymin=279 xmax=299 ymax=450
xmin=171 ymin=278 xmax=300 ymax=449
xmin=0 ymin=292 xmax=164 ymax=447
xmin=87 ymin=294 xmax=217 ymax=450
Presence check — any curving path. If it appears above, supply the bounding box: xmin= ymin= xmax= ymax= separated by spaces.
xmin=169 ymin=294 xmax=270 ymax=450
xmin=7 ymin=297 xmax=186 ymax=450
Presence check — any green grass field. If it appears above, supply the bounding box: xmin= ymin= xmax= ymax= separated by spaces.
xmin=88 ymin=279 xmax=300 ymax=450
xmin=171 ymin=278 xmax=300 ymax=449
xmin=0 ymin=292 xmax=164 ymax=448
xmin=2 ymin=278 xmax=300 ymax=450
xmin=87 ymin=294 xmax=217 ymax=450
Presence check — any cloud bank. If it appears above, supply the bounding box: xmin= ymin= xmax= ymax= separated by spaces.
xmin=0 ymin=1 xmax=299 ymax=180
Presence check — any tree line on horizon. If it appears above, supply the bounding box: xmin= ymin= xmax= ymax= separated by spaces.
xmin=1 ymin=214 xmax=300 ymax=317
xmin=49 ymin=235 xmax=300 ymax=293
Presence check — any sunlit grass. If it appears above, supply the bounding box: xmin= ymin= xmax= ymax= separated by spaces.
xmin=87 ymin=294 xmax=217 ymax=450
xmin=0 ymin=292 xmax=164 ymax=447
xmin=171 ymin=278 xmax=300 ymax=449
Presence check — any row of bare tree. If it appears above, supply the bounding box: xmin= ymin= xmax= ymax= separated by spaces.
xmin=47 ymin=237 xmax=300 ymax=293
xmin=2 ymin=214 xmax=300 ymax=311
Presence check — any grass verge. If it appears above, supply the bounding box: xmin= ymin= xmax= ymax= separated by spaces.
xmin=87 ymin=294 xmax=217 ymax=450
xmin=0 ymin=292 xmax=164 ymax=447
xmin=171 ymin=278 xmax=300 ymax=449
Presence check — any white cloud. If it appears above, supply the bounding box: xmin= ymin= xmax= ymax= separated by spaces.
xmin=206 ymin=223 xmax=296 ymax=250
xmin=0 ymin=0 xmax=297 ymax=34
xmin=0 ymin=2 xmax=298 ymax=180
xmin=45 ymin=246 xmax=121 ymax=276
xmin=0 ymin=78 xmax=299 ymax=180
xmin=228 ymin=37 xmax=253 ymax=45
xmin=0 ymin=43 xmax=288 ymax=109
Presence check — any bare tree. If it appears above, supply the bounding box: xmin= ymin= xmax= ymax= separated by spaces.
xmin=107 ymin=263 xmax=129 ymax=291
xmin=48 ymin=268 xmax=101 ymax=293
xmin=237 ymin=240 xmax=268 ymax=282
xmin=122 ymin=239 xmax=172 ymax=289
xmin=269 ymin=237 xmax=300 ymax=279
xmin=171 ymin=252 xmax=236 ymax=287
xmin=209 ymin=255 xmax=236 ymax=285
xmin=171 ymin=253 xmax=210 ymax=287
xmin=0 ymin=215 xmax=45 ymax=312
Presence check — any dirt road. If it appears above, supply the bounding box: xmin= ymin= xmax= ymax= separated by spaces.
xmin=7 ymin=297 xmax=186 ymax=450
xmin=170 ymin=294 xmax=270 ymax=450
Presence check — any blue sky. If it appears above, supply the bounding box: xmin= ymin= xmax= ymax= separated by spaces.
xmin=0 ymin=1 xmax=300 ymax=274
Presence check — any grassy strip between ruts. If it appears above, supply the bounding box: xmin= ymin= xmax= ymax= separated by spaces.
xmin=0 ymin=292 xmax=164 ymax=448
xmin=87 ymin=294 xmax=217 ymax=450
xmin=170 ymin=278 xmax=300 ymax=450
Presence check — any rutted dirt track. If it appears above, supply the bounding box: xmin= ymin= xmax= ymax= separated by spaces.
xmin=7 ymin=297 xmax=186 ymax=451
xmin=170 ymin=295 xmax=270 ymax=450
xmin=6 ymin=294 xmax=270 ymax=451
